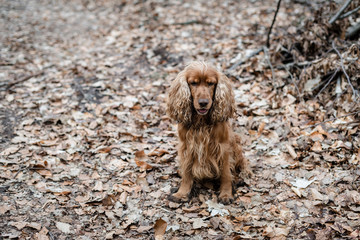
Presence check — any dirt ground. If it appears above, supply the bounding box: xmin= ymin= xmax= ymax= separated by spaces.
xmin=1 ymin=0 xmax=360 ymax=239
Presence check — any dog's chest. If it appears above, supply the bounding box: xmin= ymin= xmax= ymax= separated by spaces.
xmin=185 ymin=128 xmax=223 ymax=179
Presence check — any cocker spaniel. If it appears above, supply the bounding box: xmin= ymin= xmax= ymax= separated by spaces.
xmin=167 ymin=61 xmax=250 ymax=204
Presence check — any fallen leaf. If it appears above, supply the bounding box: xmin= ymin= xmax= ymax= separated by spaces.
xmin=192 ymin=218 xmax=207 ymax=229
xmin=286 ymin=144 xmax=297 ymax=159
xmin=310 ymin=132 xmax=324 ymax=142
xmin=258 ymin=121 xmax=266 ymax=136
xmin=206 ymin=200 xmax=230 ymax=216
xmin=135 ymin=160 xmax=153 ymax=171
xmin=135 ymin=150 xmax=146 ymax=158
xmin=9 ymin=221 xmax=27 ymax=230
xmin=1 ymin=146 xmax=19 ymax=156
xmin=290 ymin=178 xmax=316 ymax=189
xmin=311 ymin=141 xmax=322 ymax=152
xmin=137 ymin=225 xmax=152 ymax=233
xmin=310 ymin=188 xmax=324 ymax=201
xmin=148 ymin=149 xmax=169 ymax=157
xmin=27 ymin=222 xmax=42 ymax=231
xmin=0 ymin=205 xmax=12 ymax=214
xmin=154 ymin=218 xmax=167 ymax=240
xmin=291 ymin=187 xmax=302 ymax=198
xmin=34 ymin=227 xmax=49 ymax=240
xmin=56 ymin=222 xmax=71 ymax=234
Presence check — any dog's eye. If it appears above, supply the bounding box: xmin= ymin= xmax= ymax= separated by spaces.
xmin=190 ymin=82 xmax=198 ymax=86
xmin=207 ymin=82 xmax=215 ymax=86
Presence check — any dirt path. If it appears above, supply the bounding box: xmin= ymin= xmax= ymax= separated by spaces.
xmin=1 ymin=1 xmax=359 ymax=239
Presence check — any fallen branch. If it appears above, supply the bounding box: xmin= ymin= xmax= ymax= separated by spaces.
xmin=266 ymin=0 xmax=282 ymax=47
xmin=332 ymin=40 xmax=359 ymax=100
xmin=340 ymin=5 xmax=360 ymax=19
xmin=329 ymin=0 xmax=352 ymax=24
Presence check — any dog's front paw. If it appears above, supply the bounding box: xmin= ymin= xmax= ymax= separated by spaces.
xmin=219 ymin=192 xmax=233 ymax=205
xmin=168 ymin=192 xmax=189 ymax=203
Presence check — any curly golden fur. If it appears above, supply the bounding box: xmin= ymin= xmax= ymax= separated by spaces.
xmin=167 ymin=61 xmax=250 ymax=204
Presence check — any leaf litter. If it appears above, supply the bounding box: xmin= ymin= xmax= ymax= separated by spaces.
xmin=0 ymin=0 xmax=359 ymax=239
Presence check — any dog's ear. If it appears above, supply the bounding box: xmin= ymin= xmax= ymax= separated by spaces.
xmin=166 ymin=70 xmax=192 ymax=125
xmin=211 ymin=73 xmax=235 ymax=122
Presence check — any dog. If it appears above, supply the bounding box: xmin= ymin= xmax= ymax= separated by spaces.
xmin=166 ymin=61 xmax=250 ymax=204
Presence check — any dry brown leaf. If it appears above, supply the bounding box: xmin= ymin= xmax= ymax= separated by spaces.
xmin=9 ymin=221 xmax=27 ymax=230
xmin=257 ymin=121 xmax=266 ymax=136
xmin=154 ymin=218 xmax=167 ymax=240
xmin=0 ymin=205 xmax=12 ymax=214
xmin=1 ymin=146 xmax=19 ymax=156
xmin=102 ymin=194 xmax=116 ymax=206
xmin=35 ymin=169 xmax=52 ymax=178
xmin=135 ymin=150 xmax=146 ymax=158
xmin=311 ymin=141 xmax=322 ymax=152
xmin=310 ymin=132 xmax=324 ymax=142
xmin=119 ymin=191 xmax=127 ymax=205
xmin=243 ymin=226 xmax=251 ymax=232
xmin=291 ymin=187 xmax=302 ymax=198
xmin=183 ymin=206 xmax=200 ymax=213
xmin=93 ymin=181 xmax=104 ymax=191
xmin=37 ymin=139 xmax=58 ymax=147
xmin=34 ymin=227 xmax=49 ymax=240
xmin=122 ymin=179 xmax=134 ymax=185
xmin=27 ymin=222 xmax=42 ymax=231
xmin=310 ymin=188 xmax=324 ymax=201
xmin=53 ymin=190 xmax=72 ymax=196
xmin=135 ymin=160 xmax=153 ymax=171
xmin=286 ymin=144 xmax=297 ymax=159
xmin=137 ymin=225 xmax=152 ymax=233
xmin=97 ymin=147 xmax=113 ymax=153
xmin=148 ymin=149 xmax=169 ymax=157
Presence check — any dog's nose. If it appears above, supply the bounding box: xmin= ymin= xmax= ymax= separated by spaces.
xmin=198 ymin=99 xmax=209 ymax=108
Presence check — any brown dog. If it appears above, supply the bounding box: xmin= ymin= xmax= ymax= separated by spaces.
xmin=167 ymin=61 xmax=250 ymax=204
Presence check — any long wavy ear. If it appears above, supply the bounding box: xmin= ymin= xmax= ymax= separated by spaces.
xmin=210 ymin=72 xmax=236 ymax=123
xmin=166 ymin=70 xmax=192 ymax=124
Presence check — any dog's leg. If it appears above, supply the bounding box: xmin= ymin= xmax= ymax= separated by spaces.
xmin=169 ymin=170 xmax=193 ymax=202
xmin=219 ymin=152 xmax=233 ymax=204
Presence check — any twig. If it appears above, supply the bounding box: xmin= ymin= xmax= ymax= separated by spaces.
xmin=266 ymin=0 xmax=282 ymax=48
xmin=229 ymin=47 xmax=264 ymax=70
xmin=0 ymin=62 xmax=14 ymax=66
xmin=313 ymin=69 xmax=339 ymax=100
xmin=340 ymin=5 xmax=360 ymax=19
xmin=263 ymin=46 xmax=276 ymax=84
xmin=5 ymin=71 xmax=44 ymax=90
xmin=329 ymin=0 xmax=353 ymax=24
xmin=346 ymin=22 xmax=360 ymax=39
xmin=168 ymin=20 xmax=208 ymax=26
xmin=276 ymin=58 xmax=323 ymax=69
xmin=332 ymin=40 xmax=359 ymax=100
xmin=301 ymin=110 xmax=360 ymax=129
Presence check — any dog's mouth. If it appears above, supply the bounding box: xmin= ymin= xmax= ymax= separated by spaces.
xmin=196 ymin=108 xmax=209 ymax=115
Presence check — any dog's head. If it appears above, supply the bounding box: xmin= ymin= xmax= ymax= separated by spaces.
xmin=167 ymin=61 xmax=235 ymax=125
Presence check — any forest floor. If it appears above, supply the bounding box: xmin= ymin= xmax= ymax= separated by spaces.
xmin=1 ymin=0 xmax=360 ymax=239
